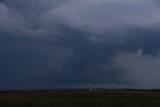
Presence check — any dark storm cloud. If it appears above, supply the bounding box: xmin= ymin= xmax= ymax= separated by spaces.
xmin=1 ymin=0 xmax=160 ymax=89
xmin=45 ymin=27 xmax=160 ymax=88
xmin=46 ymin=43 xmax=122 ymax=85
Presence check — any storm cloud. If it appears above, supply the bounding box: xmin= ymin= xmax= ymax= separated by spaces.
xmin=1 ymin=0 xmax=160 ymax=90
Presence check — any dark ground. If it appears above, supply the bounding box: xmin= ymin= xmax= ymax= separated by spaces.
xmin=0 ymin=90 xmax=160 ymax=107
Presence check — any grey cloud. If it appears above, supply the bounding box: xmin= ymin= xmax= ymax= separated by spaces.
xmin=2 ymin=0 xmax=160 ymax=43
xmin=0 ymin=37 xmax=73 ymax=90
xmin=1 ymin=0 xmax=160 ymax=89
xmin=114 ymin=50 xmax=160 ymax=88
xmin=45 ymin=43 xmax=122 ymax=86
xmin=0 ymin=3 xmax=47 ymax=37
xmin=43 ymin=0 xmax=160 ymax=43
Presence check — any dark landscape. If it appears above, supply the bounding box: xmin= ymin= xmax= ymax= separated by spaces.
xmin=1 ymin=89 xmax=160 ymax=107
xmin=1 ymin=0 xmax=160 ymax=107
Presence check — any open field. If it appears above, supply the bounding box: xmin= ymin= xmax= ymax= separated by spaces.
xmin=0 ymin=90 xmax=160 ymax=107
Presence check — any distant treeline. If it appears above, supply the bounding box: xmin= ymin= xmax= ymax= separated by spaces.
xmin=1 ymin=88 xmax=160 ymax=93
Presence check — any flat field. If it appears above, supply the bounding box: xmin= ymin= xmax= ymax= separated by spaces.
xmin=0 ymin=91 xmax=160 ymax=107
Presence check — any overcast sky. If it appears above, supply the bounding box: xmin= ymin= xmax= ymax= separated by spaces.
xmin=1 ymin=0 xmax=160 ymax=90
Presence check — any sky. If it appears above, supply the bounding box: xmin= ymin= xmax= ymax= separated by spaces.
xmin=1 ymin=0 xmax=160 ymax=90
